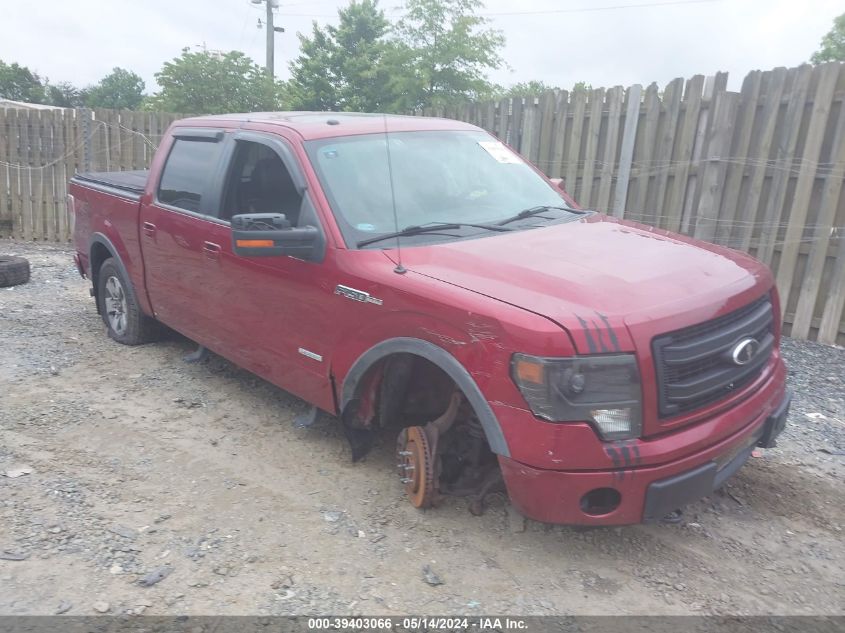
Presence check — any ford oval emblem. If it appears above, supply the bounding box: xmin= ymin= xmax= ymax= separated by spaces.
xmin=731 ymin=337 xmax=760 ymax=366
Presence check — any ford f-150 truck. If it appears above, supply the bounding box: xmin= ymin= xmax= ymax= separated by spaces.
xmin=69 ymin=112 xmax=791 ymax=525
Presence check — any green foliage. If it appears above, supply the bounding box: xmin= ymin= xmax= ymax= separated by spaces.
xmin=811 ymin=13 xmax=845 ymax=63
xmin=0 ymin=60 xmax=45 ymax=103
xmin=389 ymin=0 xmax=504 ymax=110
xmin=496 ymin=80 xmax=559 ymax=99
xmin=288 ymin=0 xmax=394 ymax=111
xmin=147 ymin=49 xmax=279 ymax=114
xmin=46 ymin=81 xmax=87 ymax=108
xmin=85 ymin=68 xmax=145 ymax=110
xmin=287 ymin=0 xmax=504 ymax=112
xmin=288 ymin=25 xmax=340 ymax=110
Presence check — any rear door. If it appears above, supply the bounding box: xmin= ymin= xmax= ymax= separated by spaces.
xmin=139 ymin=128 xmax=229 ymax=346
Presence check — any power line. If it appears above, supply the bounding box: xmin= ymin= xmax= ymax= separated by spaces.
xmin=465 ymin=0 xmax=720 ymax=17
xmin=278 ymin=0 xmax=720 ymax=19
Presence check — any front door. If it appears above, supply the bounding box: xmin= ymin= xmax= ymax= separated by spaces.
xmin=206 ymin=133 xmax=337 ymax=412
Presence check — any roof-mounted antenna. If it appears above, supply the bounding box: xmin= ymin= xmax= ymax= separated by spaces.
xmin=383 ymin=113 xmax=406 ymax=274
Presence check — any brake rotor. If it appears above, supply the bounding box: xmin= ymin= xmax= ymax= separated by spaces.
xmin=396 ymin=426 xmax=437 ymax=508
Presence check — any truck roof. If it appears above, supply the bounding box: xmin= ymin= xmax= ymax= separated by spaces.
xmin=176 ymin=112 xmax=481 ymax=140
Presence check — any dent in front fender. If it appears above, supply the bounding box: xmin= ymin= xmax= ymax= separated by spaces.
xmin=340 ymin=337 xmax=510 ymax=457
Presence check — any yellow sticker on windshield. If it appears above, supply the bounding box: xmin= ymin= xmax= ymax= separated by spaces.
xmin=478 ymin=141 xmax=522 ymax=164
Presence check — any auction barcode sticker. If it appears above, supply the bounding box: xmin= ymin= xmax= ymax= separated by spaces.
xmin=478 ymin=140 xmax=522 ymax=164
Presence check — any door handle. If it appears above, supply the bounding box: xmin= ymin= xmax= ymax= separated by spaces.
xmin=142 ymin=222 xmax=156 ymax=237
xmin=203 ymin=241 xmax=221 ymax=259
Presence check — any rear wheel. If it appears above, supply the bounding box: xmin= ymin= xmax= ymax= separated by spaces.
xmin=97 ymin=258 xmax=158 ymax=345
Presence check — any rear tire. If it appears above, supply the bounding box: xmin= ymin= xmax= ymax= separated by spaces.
xmin=0 ymin=256 xmax=30 ymax=288
xmin=97 ymin=257 xmax=158 ymax=345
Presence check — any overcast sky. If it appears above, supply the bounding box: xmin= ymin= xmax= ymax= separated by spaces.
xmin=0 ymin=0 xmax=841 ymax=95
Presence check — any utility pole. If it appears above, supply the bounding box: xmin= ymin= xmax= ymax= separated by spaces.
xmin=265 ymin=0 xmax=274 ymax=78
xmin=253 ymin=0 xmax=284 ymax=79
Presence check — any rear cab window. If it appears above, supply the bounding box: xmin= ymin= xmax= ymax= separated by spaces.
xmin=157 ymin=135 xmax=224 ymax=214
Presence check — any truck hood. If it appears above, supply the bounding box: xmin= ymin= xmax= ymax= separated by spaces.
xmin=393 ymin=215 xmax=772 ymax=353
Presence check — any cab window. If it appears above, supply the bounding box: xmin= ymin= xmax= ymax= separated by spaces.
xmin=158 ymin=138 xmax=224 ymax=213
xmin=221 ymin=141 xmax=303 ymax=225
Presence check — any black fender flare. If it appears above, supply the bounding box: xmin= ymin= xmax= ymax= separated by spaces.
xmin=89 ymin=233 xmax=144 ymax=313
xmin=340 ymin=337 xmax=510 ymax=457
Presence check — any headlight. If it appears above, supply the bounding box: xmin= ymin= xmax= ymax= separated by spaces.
xmin=511 ymin=353 xmax=642 ymax=440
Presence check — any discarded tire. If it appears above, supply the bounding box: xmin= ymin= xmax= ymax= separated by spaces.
xmin=0 ymin=255 xmax=31 ymax=288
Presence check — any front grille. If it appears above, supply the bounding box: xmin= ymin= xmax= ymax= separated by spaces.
xmin=652 ymin=295 xmax=774 ymax=418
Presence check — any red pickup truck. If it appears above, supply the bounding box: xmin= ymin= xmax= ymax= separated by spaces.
xmin=69 ymin=112 xmax=790 ymax=525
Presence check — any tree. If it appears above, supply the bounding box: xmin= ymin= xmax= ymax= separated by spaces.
xmin=389 ymin=0 xmax=505 ymax=111
xmin=811 ymin=13 xmax=845 ymax=63
xmin=287 ymin=23 xmax=344 ymax=110
xmin=287 ymin=0 xmax=394 ymax=111
xmin=86 ymin=68 xmax=145 ymax=110
xmin=496 ymin=80 xmax=559 ymax=98
xmin=147 ymin=49 xmax=278 ymax=114
xmin=46 ymin=81 xmax=87 ymax=108
xmin=0 ymin=60 xmax=45 ymax=103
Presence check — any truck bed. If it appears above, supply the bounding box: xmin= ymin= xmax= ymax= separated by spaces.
xmin=72 ymin=170 xmax=149 ymax=198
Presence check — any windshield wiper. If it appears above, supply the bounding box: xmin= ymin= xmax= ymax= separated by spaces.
xmin=497 ymin=205 xmax=581 ymax=226
xmin=357 ymin=222 xmax=512 ymax=248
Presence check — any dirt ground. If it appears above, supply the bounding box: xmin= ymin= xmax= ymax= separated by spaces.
xmin=1 ymin=240 xmax=843 ymax=617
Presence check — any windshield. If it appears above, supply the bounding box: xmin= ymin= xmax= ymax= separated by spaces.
xmin=304 ymin=130 xmax=572 ymax=248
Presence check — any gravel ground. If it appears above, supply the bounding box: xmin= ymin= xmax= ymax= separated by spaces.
xmin=0 ymin=240 xmax=843 ymax=616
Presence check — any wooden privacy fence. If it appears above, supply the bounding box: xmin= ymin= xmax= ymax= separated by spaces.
xmin=0 ymin=108 xmax=185 ymax=244
xmin=418 ymin=62 xmax=845 ymax=346
xmin=0 ymin=63 xmax=844 ymax=345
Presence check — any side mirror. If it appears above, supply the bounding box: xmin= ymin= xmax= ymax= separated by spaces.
xmin=550 ymin=177 xmax=565 ymax=190
xmin=231 ymin=213 xmax=318 ymax=259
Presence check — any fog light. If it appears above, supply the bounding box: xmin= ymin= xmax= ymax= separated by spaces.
xmin=590 ymin=408 xmax=635 ymax=439
xmin=580 ymin=487 xmax=622 ymax=516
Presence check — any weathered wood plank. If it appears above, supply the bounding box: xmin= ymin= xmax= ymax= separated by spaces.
xmin=715 ymin=71 xmax=762 ymax=245
xmin=510 ymin=97 xmax=524 ymax=149
xmin=817 ymin=226 xmax=845 ymax=344
xmin=650 ymin=77 xmax=684 ymax=227
xmin=791 ymin=71 xmax=845 ymax=340
xmin=579 ymin=88 xmax=605 ymax=206
xmin=20 ymin=110 xmax=33 ymax=240
xmin=6 ymin=109 xmax=22 ymax=238
xmin=664 ymin=75 xmax=704 ymax=231
xmin=528 ymin=97 xmax=544 ymax=165
xmin=53 ymin=110 xmax=69 ymax=241
xmin=548 ymin=90 xmax=569 ymax=179
xmin=536 ymin=91 xmax=557 ymax=172
xmin=734 ymin=67 xmax=788 ymax=252
xmin=0 ymin=108 xmax=9 ymax=235
xmin=775 ymin=63 xmax=841 ymax=316
xmin=631 ymin=82 xmax=660 ymax=220
xmin=595 ymin=86 xmax=624 ymax=213
xmin=682 ymin=72 xmax=727 ymax=234
xmin=34 ymin=110 xmax=46 ymax=240
xmin=519 ymin=98 xmax=537 ymax=161
xmin=565 ymin=88 xmax=587 ymax=200
xmin=496 ymin=98 xmax=509 ymax=142
xmin=41 ymin=110 xmax=53 ymax=241
xmin=611 ymin=84 xmax=643 ymax=217
xmin=756 ymin=65 xmax=813 ymax=266
xmin=693 ymin=92 xmax=739 ymax=243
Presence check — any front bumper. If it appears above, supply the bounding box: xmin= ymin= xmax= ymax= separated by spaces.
xmin=642 ymin=389 xmax=790 ymax=521
xmin=498 ymin=385 xmax=791 ymax=526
